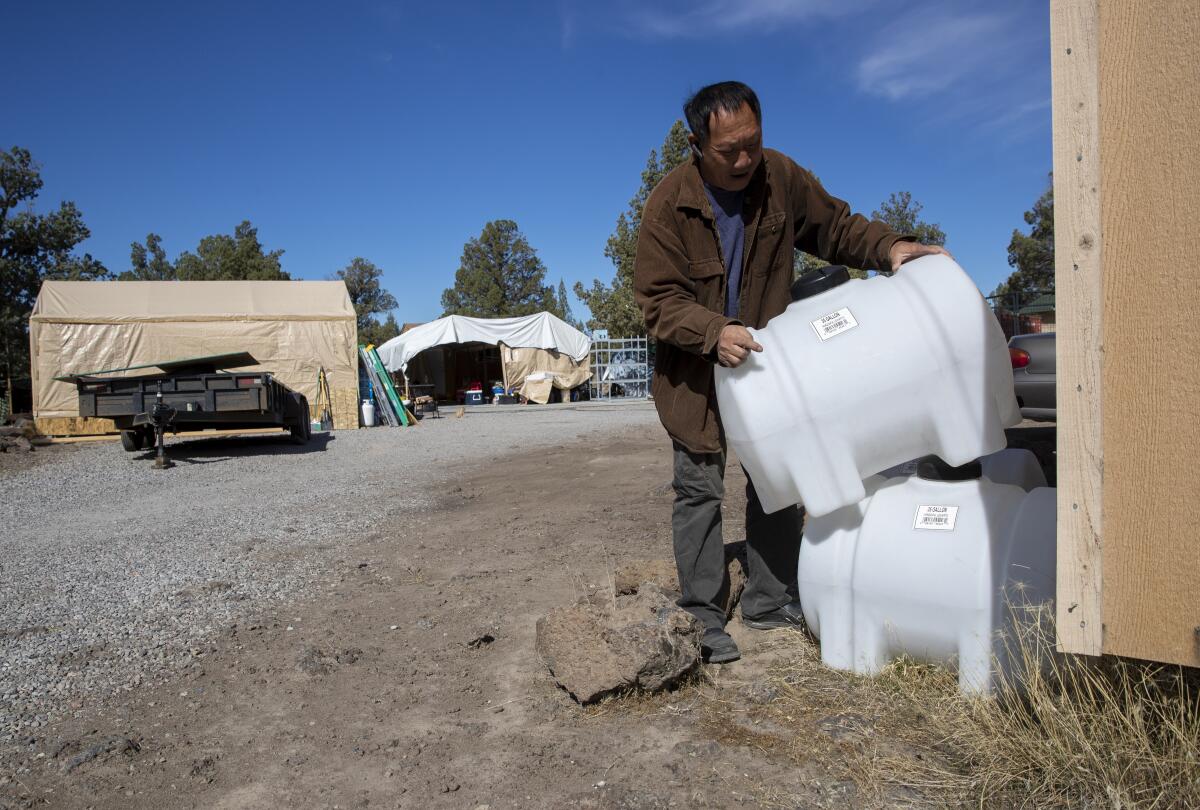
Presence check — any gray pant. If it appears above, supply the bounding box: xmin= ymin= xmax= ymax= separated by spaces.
xmin=671 ymin=441 xmax=803 ymax=630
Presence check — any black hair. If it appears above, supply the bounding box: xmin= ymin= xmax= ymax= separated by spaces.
xmin=683 ymin=81 xmax=762 ymax=146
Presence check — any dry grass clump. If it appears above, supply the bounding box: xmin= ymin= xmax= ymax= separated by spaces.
xmin=718 ymin=615 xmax=1200 ymax=808
xmin=911 ymin=623 xmax=1200 ymax=809
xmin=703 ymin=634 xmax=966 ymax=804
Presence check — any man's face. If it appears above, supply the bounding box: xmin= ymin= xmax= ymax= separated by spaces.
xmin=694 ymin=102 xmax=762 ymax=192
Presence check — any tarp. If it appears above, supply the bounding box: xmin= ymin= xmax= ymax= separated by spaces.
xmin=500 ymin=345 xmax=593 ymax=404
xmin=30 ymin=280 xmax=359 ymax=430
xmin=32 ymin=281 xmax=355 ymax=322
xmin=375 ymin=312 xmax=591 ymax=373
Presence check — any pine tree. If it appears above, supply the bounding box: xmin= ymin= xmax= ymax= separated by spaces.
xmin=360 ymin=313 xmax=400 ymax=348
xmin=575 ymin=121 xmax=690 ymax=337
xmin=553 ymin=279 xmax=584 ymax=330
xmin=795 ymin=190 xmax=946 ymax=280
xmin=336 ymin=257 xmax=398 ymax=332
xmin=1 ymin=146 xmax=108 ymax=406
xmin=994 ymin=174 xmax=1054 ymax=296
xmin=441 ymin=220 xmax=554 ymax=318
xmin=121 ymin=224 xmax=290 ymax=282
xmin=872 ymin=192 xmax=947 ymax=247
xmin=120 ymin=233 xmax=176 ymax=280
xmin=174 ymin=221 xmax=289 ymax=280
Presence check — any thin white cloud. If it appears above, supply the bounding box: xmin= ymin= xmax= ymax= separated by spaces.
xmin=856 ymin=12 xmax=1013 ymax=101
xmin=980 ymin=97 xmax=1051 ymax=143
xmin=372 ymin=2 xmax=405 ymax=27
xmin=851 ymin=4 xmax=1049 ymax=141
xmin=585 ymin=0 xmax=1048 ymax=141
xmin=560 ymin=6 xmax=577 ymax=49
xmin=621 ymin=0 xmax=872 ymax=39
xmin=981 ymin=97 xmax=1050 ymax=130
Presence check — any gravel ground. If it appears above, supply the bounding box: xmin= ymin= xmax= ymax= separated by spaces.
xmin=0 ymin=401 xmax=660 ymax=742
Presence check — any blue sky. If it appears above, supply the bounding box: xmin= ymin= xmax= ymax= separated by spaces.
xmin=7 ymin=0 xmax=1050 ymax=326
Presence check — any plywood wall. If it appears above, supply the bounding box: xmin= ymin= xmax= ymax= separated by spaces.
xmin=1053 ymin=0 xmax=1200 ymax=666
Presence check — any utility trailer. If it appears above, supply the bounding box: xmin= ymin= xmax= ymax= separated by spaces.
xmin=56 ymin=352 xmax=311 ymax=467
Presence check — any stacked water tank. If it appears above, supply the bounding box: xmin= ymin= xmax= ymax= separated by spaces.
xmin=714 ymin=254 xmax=1056 ymax=694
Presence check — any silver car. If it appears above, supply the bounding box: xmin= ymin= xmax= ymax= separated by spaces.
xmin=1009 ymin=332 xmax=1055 ymax=421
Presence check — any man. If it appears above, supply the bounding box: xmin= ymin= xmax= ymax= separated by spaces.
xmin=633 ymin=81 xmax=947 ymax=663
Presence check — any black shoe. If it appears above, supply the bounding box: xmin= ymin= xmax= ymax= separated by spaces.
xmin=700 ymin=628 xmax=741 ymax=663
xmin=743 ymin=600 xmax=806 ymax=631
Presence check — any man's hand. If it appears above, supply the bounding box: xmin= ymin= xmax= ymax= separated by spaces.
xmin=717 ymin=324 xmax=763 ymax=368
xmin=889 ymin=241 xmax=951 ymax=273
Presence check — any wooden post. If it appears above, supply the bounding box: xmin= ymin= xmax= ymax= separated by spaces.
xmin=1052 ymin=0 xmax=1104 ymax=656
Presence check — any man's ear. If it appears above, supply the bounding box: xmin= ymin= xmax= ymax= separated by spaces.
xmin=687 ymin=134 xmax=702 ymax=160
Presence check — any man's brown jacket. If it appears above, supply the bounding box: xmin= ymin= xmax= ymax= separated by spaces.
xmin=633 ymin=148 xmax=908 ymax=453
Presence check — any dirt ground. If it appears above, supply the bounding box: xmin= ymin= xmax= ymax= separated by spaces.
xmin=0 ymin=422 xmax=1056 ymax=809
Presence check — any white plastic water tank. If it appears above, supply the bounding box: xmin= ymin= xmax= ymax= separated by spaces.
xmin=361 ymin=398 xmax=376 ymax=427
xmin=798 ymin=457 xmax=1056 ymax=694
xmin=715 ymin=254 xmax=1021 ymax=517
xmin=881 ymin=447 xmax=1047 ymax=491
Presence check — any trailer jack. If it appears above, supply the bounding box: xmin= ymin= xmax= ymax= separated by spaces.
xmin=149 ymin=382 xmax=177 ymax=469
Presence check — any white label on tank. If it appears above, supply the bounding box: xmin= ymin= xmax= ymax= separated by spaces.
xmin=811 ymin=308 xmax=858 ymax=341
xmin=913 ymin=505 xmax=959 ymax=531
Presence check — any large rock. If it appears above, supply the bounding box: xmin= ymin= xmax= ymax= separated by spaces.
xmin=536 ymin=583 xmax=702 ymax=704
xmin=612 ymin=541 xmax=748 ymax=622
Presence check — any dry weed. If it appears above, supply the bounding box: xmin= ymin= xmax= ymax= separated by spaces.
xmin=698 ymin=611 xmax=1200 ymax=808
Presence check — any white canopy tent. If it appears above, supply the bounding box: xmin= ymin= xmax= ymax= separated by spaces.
xmin=375 ymin=312 xmax=592 ymax=404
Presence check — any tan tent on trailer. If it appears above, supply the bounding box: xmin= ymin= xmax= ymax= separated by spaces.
xmin=29 ymin=280 xmax=359 ymax=435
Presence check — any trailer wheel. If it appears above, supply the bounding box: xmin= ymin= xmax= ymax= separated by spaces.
xmin=290 ymin=399 xmax=311 ymax=444
xmin=120 ymin=430 xmax=141 ymax=452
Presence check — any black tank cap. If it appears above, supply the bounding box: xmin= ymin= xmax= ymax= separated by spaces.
xmin=916 ymin=455 xmax=983 ymax=482
xmin=790 ymin=265 xmax=851 ymax=301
